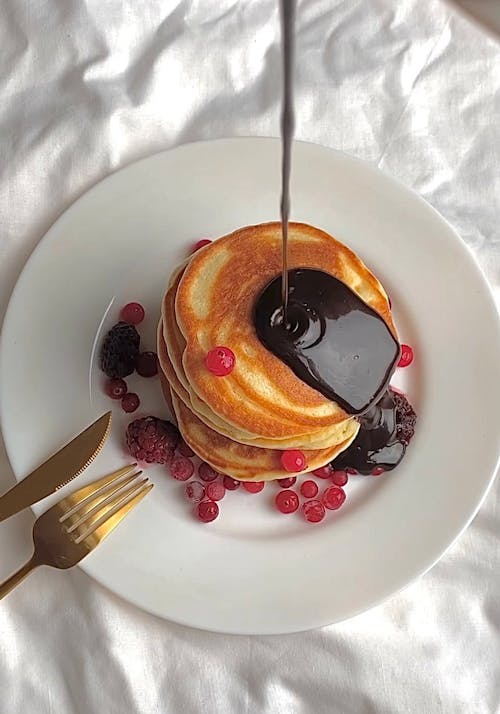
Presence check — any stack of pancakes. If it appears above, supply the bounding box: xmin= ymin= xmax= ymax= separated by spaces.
xmin=158 ymin=222 xmax=397 ymax=481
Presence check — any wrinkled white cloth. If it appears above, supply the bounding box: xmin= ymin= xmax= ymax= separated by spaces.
xmin=1 ymin=1 xmax=500 ymax=713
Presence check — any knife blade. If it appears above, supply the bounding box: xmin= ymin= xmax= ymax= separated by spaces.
xmin=0 ymin=411 xmax=112 ymax=522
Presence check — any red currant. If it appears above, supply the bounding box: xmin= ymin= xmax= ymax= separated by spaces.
xmin=312 ymin=465 xmax=333 ymax=479
xmin=242 ymin=481 xmax=264 ymax=493
xmin=192 ymin=239 xmax=212 ymax=252
xmin=198 ymin=462 xmax=221 ymax=482
xmin=277 ymin=476 xmax=297 ymax=488
xmin=205 ymin=346 xmax=235 ymax=376
xmin=120 ymin=302 xmax=145 ymax=325
xmin=185 ymin=481 xmax=205 ymax=503
xmin=135 ymin=351 xmax=158 ymax=378
xmin=331 ymin=470 xmax=348 ymax=487
xmin=300 ymin=480 xmax=318 ymax=498
xmin=121 ymin=393 xmax=140 ymax=413
xmin=281 ymin=450 xmax=306 ymax=473
xmin=322 ymin=485 xmax=346 ymax=510
xmin=104 ymin=377 xmax=127 ymax=399
xmin=169 ymin=455 xmax=194 ymax=481
xmin=223 ymin=476 xmax=241 ymax=490
xmin=197 ymin=500 xmax=219 ymax=523
xmin=205 ymin=481 xmax=225 ymax=501
xmin=275 ymin=490 xmax=299 ymax=514
xmin=371 ymin=466 xmax=385 ymax=476
xmin=302 ymin=500 xmax=326 ymax=523
xmin=398 ymin=344 xmax=414 ymax=368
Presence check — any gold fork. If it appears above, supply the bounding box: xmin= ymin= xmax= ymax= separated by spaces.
xmin=0 ymin=464 xmax=152 ymax=599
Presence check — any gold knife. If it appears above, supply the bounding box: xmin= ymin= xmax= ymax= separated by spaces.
xmin=0 ymin=411 xmax=112 ymax=522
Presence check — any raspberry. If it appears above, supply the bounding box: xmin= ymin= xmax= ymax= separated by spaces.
xmin=193 ymin=239 xmax=212 ymax=252
xmin=398 ymin=344 xmax=414 ymax=368
xmin=169 ymin=455 xmax=194 ymax=481
xmin=104 ymin=377 xmax=128 ymax=399
xmin=206 ymin=481 xmax=225 ymax=501
xmin=122 ymin=393 xmax=140 ymax=413
xmin=281 ymin=450 xmax=306 ymax=473
xmin=135 ymin=351 xmax=158 ymax=378
xmin=243 ymin=481 xmax=264 ymax=493
xmin=300 ymin=480 xmax=318 ymax=498
xmin=312 ymin=465 xmax=332 ymax=479
xmin=223 ymin=476 xmax=240 ymax=490
xmin=120 ymin=302 xmax=145 ymax=325
xmin=198 ymin=462 xmax=221 ymax=482
xmin=322 ymin=485 xmax=346 ymax=510
xmin=392 ymin=390 xmax=417 ymax=445
xmin=126 ymin=416 xmax=180 ymax=464
xmin=100 ymin=322 xmax=140 ymax=378
xmin=205 ymin=346 xmax=235 ymax=376
xmin=197 ymin=500 xmax=219 ymax=523
xmin=185 ymin=481 xmax=205 ymax=503
xmin=275 ymin=490 xmax=299 ymax=514
xmin=331 ymin=470 xmax=348 ymax=487
xmin=178 ymin=440 xmax=195 ymax=458
xmin=302 ymin=500 xmax=325 ymax=523
xmin=277 ymin=477 xmax=297 ymax=488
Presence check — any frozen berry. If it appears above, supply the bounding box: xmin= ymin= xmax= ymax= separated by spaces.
xmin=198 ymin=462 xmax=221 ymax=482
xmin=104 ymin=377 xmax=128 ymax=399
xmin=120 ymin=302 xmax=145 ymax=325
xmin=312 ymin=465 xmax=332 ymax=479
xmin=398 ymin=344 xmax=414 ymax=368
xmin=223 ymin=476 xmax=241 ymax=490
xmin=392 ymin=390 xmax=417 ymax=445
xmin=178 ymin=440 xmax=195 ymax=458
xmin=277 ymin=477 xmax=297 ymax=488
xmin=371 ymin=466 xmax=385 ymax=476
xmin=193 ymin=239 xmax=212 ymax=252
xmin=122 ymin=393 xmax=140 ymax=413
xmin=281 ymin=450 xmax=306 ymax=473
xmin=135 ymin=351 xmax=158 ymax=378
xmin=302 ymin=500 xmax=326 ymax=523
xmin=100 ymin=322 xmax=140 ymax=378
xmin=205 ymin=346 xmax=235 ymax=376
xmin=206 ymin=481 xmax=225 ymax=501
xmin=322 ymin=485 xmax=346 ymax=510
xmin=275 ymin=489 xmax=299 ymax=514
xmin=185 ymin=481 xmax=205 ymax=503
xmin=300 ymin=480 xmax=318 ymax=498
xmin=197 ymin=500 xmax=219 ymax=523
xmin=331 ymin=470 xmax=348 ymax=487
xmin=126 ymin=416 xmax=180 ymax=464
xmin=170 ymin=455 xmax=195 ymax=481
xmin=243 ymin=481 xmax=265 ymax=493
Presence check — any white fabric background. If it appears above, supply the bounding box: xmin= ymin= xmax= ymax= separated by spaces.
xmin=1 ymin=1 xmax=500 ymax=712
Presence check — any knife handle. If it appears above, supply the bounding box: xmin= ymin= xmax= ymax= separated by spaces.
xmin=0 ymin=556 xmax=39 ymax=600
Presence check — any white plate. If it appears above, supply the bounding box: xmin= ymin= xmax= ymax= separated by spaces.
xmin=1 ymin=138 xmax=500 ymax=634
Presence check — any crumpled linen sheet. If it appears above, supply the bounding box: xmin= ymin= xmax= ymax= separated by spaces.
xmin=1 ymin=1 xmax=500 ymax=713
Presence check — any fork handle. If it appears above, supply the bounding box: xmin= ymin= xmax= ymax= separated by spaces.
xmin=0 ymin=556 xmax=39 ymax=600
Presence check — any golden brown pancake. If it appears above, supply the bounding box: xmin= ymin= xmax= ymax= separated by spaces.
xmin=174 ymin=222 xmax=396 ymax=439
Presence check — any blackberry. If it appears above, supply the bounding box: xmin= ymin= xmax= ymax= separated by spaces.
xmin=100 ymin=322 xmax=140 ymax=378
xmin=392 ymin=390 xmax=417 ymax=445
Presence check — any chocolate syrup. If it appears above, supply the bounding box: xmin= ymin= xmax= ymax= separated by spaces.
xmin=279 ymin=0 xmax=296 ymax=317
xmin=332 ymin=390 xmax=416 ymax=475
xmin=254 ymin=268 xmax=400 ymax=415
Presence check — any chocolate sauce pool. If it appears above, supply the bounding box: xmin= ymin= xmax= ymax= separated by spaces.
xmin=254 ymin=268 xmax=400 ymax=415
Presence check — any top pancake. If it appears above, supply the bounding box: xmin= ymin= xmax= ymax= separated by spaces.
xmin=174 ymin=222 xmax=396 ymax=440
